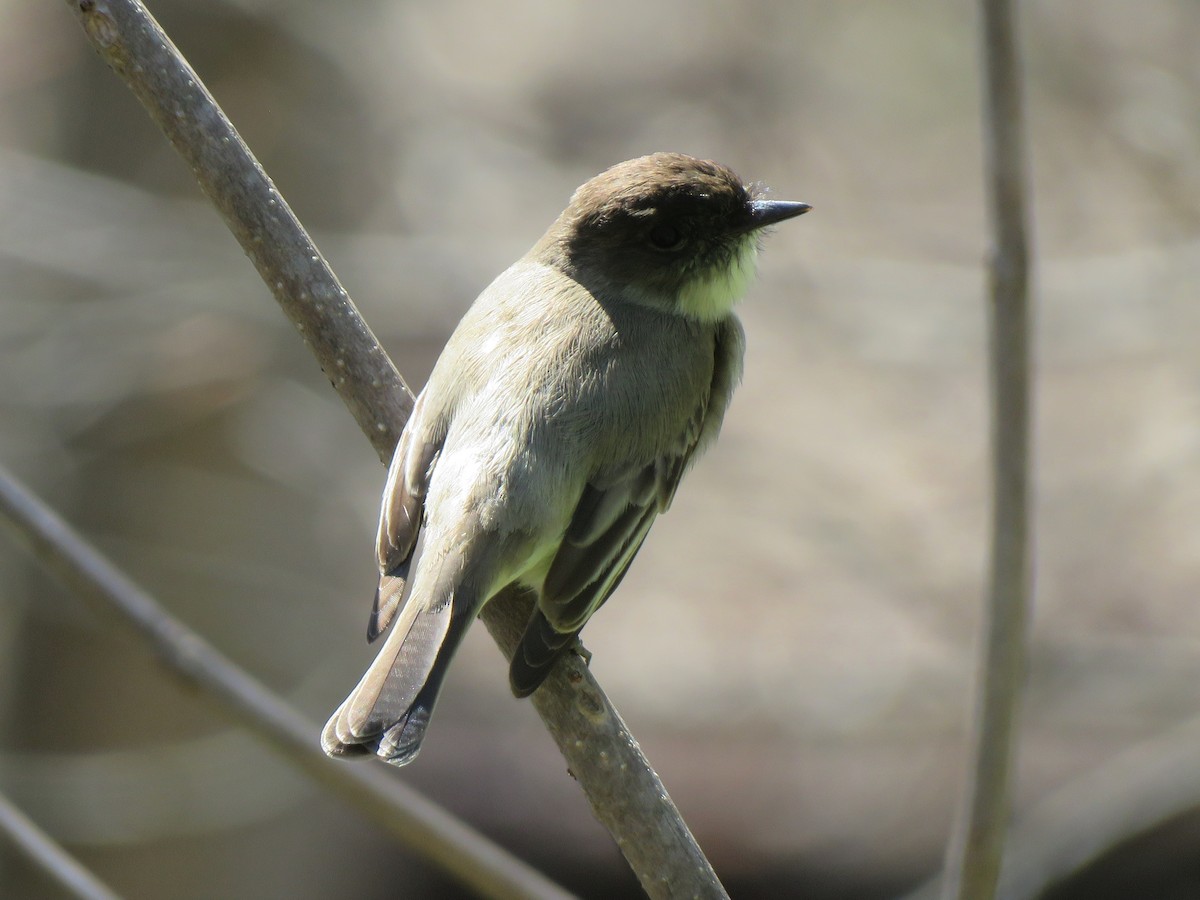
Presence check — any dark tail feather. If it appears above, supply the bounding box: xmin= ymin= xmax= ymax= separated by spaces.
xmin=373 ymin=636 xmax=462 ymax=763
xmin=509 ymin=608 xmax=579 ymax=698
xmin=323 ymin=591 xmax=472 ymax=766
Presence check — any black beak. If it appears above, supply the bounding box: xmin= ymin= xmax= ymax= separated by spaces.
xmin=746 ymin=199 xmax=812 ymax=230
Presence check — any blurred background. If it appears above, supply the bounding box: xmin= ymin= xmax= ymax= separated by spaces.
xmin=1 ymin=0 xmax=1199 ymax=897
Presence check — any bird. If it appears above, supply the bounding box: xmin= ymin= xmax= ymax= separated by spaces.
xmin=322 ymin=152 xmax=809 ymax=766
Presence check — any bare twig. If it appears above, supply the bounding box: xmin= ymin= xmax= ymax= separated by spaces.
xmin=65 ymin=0 xmax=412 ymax=462
xmin=993 ymin=713 xmax=1200 ymax=899
xmin=908 ymin=714 xmax=1200 ymax=900
xmin=63 ymin=1 xmax=726 ymax=896
xmin=482 ymin=590 xmax=727 ymax=897
xmin=0 ymin=464 xmax=572 ymax=900
xmin=992 ymin=714 xmax=1200 ymax=897
xmin=941 ymin=0 xmax=1034 ymax=897
xmin=0 ymin=791 xmax=121 ymax=900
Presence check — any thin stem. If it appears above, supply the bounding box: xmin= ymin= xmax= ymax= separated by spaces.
xmin=66 ymin=0 xmax=413 ymax=460
xmin=482 ymin=591 xmax=726 ymax=897
xmin=0 ymin=464 xmax=571 ymax=900
xmin=995 ymin=713 xmax=1200 ymax=898
xmin=941 ymin=0 xmax=1034 ymax=897
xmin=908 ymin=714 xmax=1200 ymax=900
xmin=0 ymin=792 xmax=121 ymax=900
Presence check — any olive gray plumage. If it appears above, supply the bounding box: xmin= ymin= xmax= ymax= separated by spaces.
xmin=322 ymin=153 xmax=809 ymax=765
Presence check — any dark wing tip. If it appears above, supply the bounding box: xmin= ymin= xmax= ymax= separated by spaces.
xmin=508 ymin=661 xmax=545 ymax=699
xmin=508 ymin=610 xmax=579 ymax=698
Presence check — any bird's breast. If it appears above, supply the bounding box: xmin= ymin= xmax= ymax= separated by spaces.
xmin=423 ymin=262 xmax=721 ymax=535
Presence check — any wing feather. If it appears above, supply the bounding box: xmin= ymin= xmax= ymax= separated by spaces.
xmin=539 ymin=318 xmax=744 ymax=635
xmin=511 ymin=318 xmax=744 ymax=696
xmin=368 ymin=392 xmax=445 ymax=642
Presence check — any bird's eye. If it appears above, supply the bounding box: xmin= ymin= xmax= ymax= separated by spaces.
xmin=647 ymin=222 xmax=686 ymax=251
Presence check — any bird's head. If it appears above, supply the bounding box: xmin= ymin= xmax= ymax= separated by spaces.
xmin=537 ymin=153 xmax=810 ymax=322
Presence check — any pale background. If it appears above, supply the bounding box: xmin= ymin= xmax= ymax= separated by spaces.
xmin=1 ymin=1 xmax=1198 ymax=897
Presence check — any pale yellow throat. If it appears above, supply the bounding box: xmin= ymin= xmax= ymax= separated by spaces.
xmin=677 ymin=238 xmax=759 ymax=321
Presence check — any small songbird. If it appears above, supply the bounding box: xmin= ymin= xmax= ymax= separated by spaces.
xmin=322 ymin=153 xmax=809 ymax=765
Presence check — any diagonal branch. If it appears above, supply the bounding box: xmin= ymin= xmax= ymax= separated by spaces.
xmin=67 ymin=0 xmax=413 ymax=462
xmin=62 ymin=1 xmax=726 ymax=896
xmin=908 ymin=713 xmax=1200 ymax=900
xmin=0 ymin=463 xmax=572 ymax=900
xmin=941 ymin=0 xmax=1035 ymax=896
xmin=0 ymin=791 xmax=121 ymax=900
xmin=994 ymin=713 xmax=1200 ymax=898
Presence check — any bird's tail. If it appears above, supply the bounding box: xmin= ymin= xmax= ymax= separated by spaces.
xmin=322 ymin=580 xmax=472 ymax=767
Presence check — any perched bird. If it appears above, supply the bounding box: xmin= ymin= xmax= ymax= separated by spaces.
xmin=322 ymin=152 xmax=809 ymax=765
